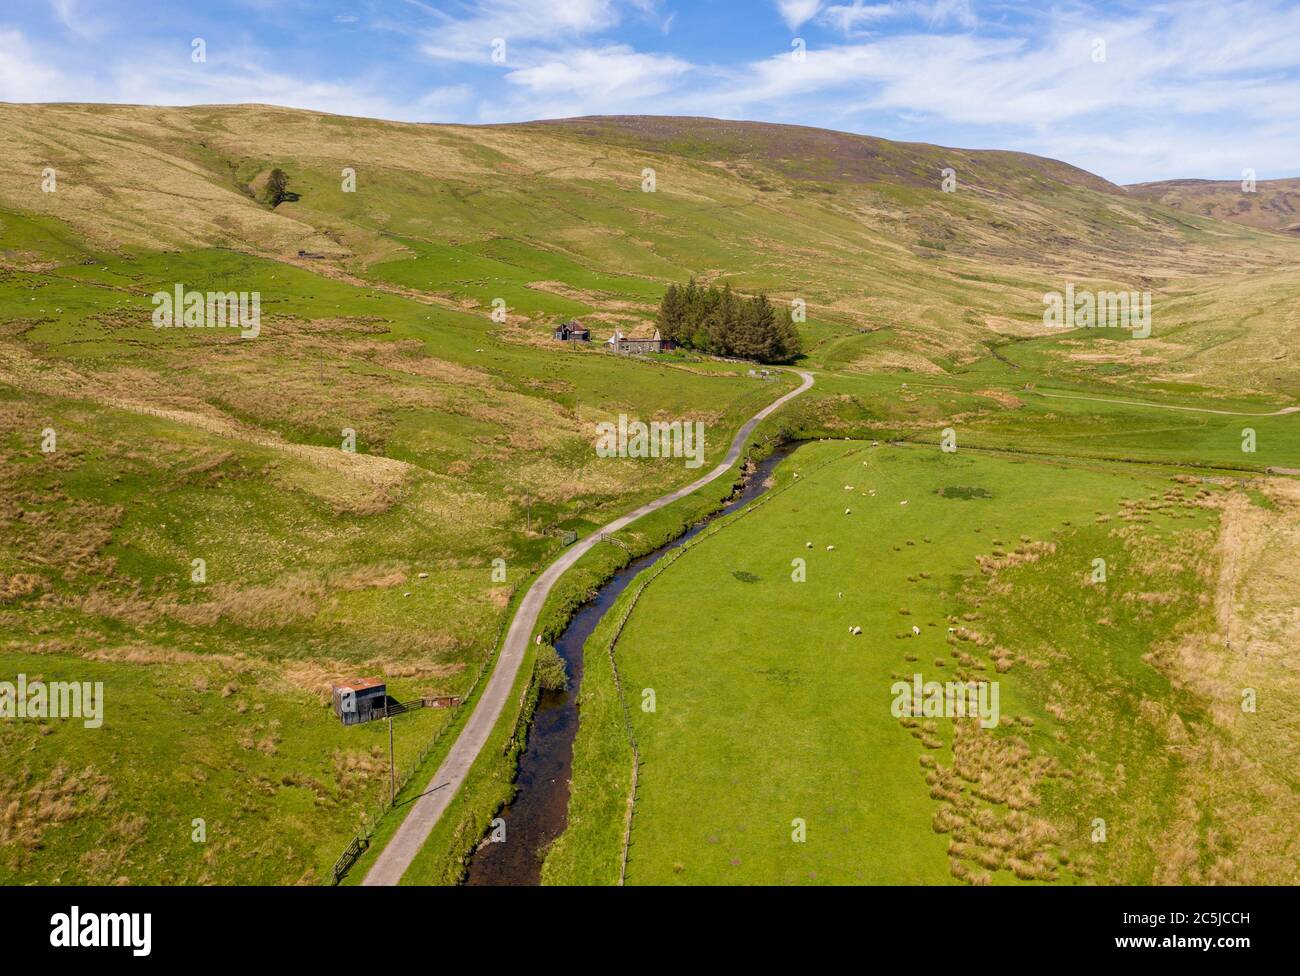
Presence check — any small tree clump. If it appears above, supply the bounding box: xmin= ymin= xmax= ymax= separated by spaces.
xmin=264 ymin=168 xmax=298 ymax=207
xmin=534 ymin=644 xmax=568 ymax=692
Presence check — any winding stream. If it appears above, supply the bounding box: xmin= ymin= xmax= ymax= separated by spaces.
xmin=464 ymin=442 xmax=799 ymax=886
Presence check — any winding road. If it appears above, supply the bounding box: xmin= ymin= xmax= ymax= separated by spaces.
xmin=363 ymin=369 xmax=815 ymax=885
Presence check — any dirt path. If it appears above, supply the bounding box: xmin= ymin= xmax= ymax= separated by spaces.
xmin=1037 ymin=390 xmax=1300 ymax=417
xmin=362 ymin=370 xmax=816 ymax=886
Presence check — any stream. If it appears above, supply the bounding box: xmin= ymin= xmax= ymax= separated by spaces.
xmin=463 ymin=441 xmax=799 ymax=885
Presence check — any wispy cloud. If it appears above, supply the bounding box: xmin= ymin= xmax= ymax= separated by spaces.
xmin=415 ymin=0 xmax=626 ymax=64
xmin=819 ymin=0 xmax=975 ymax=34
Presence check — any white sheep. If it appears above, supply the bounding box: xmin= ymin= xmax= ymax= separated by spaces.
xmin=912 ymin=625 xmax=921 ymax=636
xmin=826 ymin=545 xmax=835 ymax=551
xmin=844 ymin=508 xmax=852 ymax=515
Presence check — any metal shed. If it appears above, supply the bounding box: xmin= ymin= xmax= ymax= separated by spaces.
xmin=330 ymin=677 xmax=388 ymax=726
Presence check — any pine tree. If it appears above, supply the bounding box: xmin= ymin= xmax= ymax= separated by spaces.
xmin=651 ymin=279 xmax=802 ymax=364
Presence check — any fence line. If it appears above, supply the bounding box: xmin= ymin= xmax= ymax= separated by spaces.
xmin=329 ymin=587 xmax=516 ymax=884
xmin=604 ymin=443 xmax=857 ymax=884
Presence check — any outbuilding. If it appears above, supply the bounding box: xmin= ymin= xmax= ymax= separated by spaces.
xmin=553 ymin=319 xmax=591 ymax=342
xmin=331 ymin=677 xmax=388 ymax=725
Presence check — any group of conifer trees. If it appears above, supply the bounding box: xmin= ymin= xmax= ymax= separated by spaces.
xmin=654 ymin=279 xmax=802 ymax=363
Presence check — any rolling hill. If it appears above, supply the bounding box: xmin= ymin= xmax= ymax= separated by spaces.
xmin=1127 ymin=177 xmax=1300 ymax=234
xmin=0 ymin=103 xmax=1297 ymax=884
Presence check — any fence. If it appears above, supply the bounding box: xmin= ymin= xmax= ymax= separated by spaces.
xmin=331 ymin=835 xmax=369 ymax=884
xmin=603 ymin=443 xmax=857 ymax=884
xmin=326 ymin=591 xmax=515 ymax=884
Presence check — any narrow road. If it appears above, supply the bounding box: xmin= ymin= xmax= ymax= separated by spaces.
xmin=1037 ymin=390 xmax=1300 ymax=417
xmin=363 ymin=369 xmax=816 ymax=885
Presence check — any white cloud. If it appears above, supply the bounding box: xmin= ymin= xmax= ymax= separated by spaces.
xmin=417 ymin=0 xmax=624 ymax=64
xmin=0 ymin=29 xmax=84 ymax=100
xmin=506 ymin=45 xmax=689 ymax=96
xmin=819 ymin=0 xmax=975 ymax=34
xmin=44 ymin=0 xmax=102 ymax=39
xmin=776 ymin=1 xmax=823 ymax=30
xmin=0 ymin=30 xmax=430 ymax=123
xmin=498 ymin=45 xmax=693 ymax=119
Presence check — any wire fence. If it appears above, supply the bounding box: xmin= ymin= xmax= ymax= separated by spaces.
xmin=604 ymin=442 xmax=857 ymax=884
xmin=329 ymin=591 xmax=516 ymax=884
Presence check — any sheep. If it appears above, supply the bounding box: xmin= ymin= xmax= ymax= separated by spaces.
xmin=806 ymin=541 xmax=813 ymax=548
xmin=900 ymin=500 xmax=909 ymax=506
xmin=826 ymin=545 xmax=835 ymax=551
xmin=844 ymin=508 xmax=852 ymax=515
xmin=912 ymin=625 xmax=921 ymax=636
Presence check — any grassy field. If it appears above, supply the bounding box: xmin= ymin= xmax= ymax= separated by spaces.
xmin=549 ymin=439 xmax=1298 ymax=885
xmin=1 ymin=102 xmax=1296 ymax=884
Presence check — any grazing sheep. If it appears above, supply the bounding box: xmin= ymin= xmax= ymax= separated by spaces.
xmin=826 ymin=545 xmax=835 ymax=551
xmin=844 ymin=508 xmax=852 ymax=515
xmin=852 ymin=626 xmax=862 ymax=635
xmin=900 ymin=500 xmax=909 ymax=506
xmin=806 ymin=541 xmax=813 ymax=548
xmin=912 ymin=625 xmax=921 ymax=636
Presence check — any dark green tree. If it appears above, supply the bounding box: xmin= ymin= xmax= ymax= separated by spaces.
xmin=264 ymin=168 xmax=295 ymax=207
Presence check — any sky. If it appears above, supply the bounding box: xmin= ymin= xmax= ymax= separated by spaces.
xmin=2 ymin=0 xmax=1298 ymax=184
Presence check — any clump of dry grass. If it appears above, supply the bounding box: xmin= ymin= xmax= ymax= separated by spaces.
xmin=0 ymin=764 xmax=113 ymax=859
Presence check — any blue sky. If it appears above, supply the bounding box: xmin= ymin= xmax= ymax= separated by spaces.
xmin=2 ymin=0 xmax=1298 ymax=184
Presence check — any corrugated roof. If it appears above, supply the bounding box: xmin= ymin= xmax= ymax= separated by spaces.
xmin=333 ymin=677 xmax=385 ymax=693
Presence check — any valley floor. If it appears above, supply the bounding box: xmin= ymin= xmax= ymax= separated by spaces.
xmin=548 ymin=440 xmax=1300 ymax=885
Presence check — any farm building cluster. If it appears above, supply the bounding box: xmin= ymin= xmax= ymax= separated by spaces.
xmin=552 ymin=318 xmax=676 ymax=354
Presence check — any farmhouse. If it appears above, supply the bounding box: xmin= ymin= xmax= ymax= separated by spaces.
xmin=330 ymin=677 xmax=388 ymax=725
xmin=606 ymin=327 xmax=676 ymax=355
xmin=553 ymin=319 xmax=591 ymax=342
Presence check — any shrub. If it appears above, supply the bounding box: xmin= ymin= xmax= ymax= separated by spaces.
xmin=534 ymin=644 xmax=568 ymax=692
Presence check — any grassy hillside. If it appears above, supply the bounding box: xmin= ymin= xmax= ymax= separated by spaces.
xmin=0 ymin=103 xmax=1296 ymax=884
xmin=1128 ymin=177 xmax=1300 ymax=235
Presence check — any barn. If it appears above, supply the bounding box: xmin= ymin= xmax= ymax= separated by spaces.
xmin=553 ymin=319 xmax=591 ymax=342
xmin=330 ymin=677 xmax=388 ymax=725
